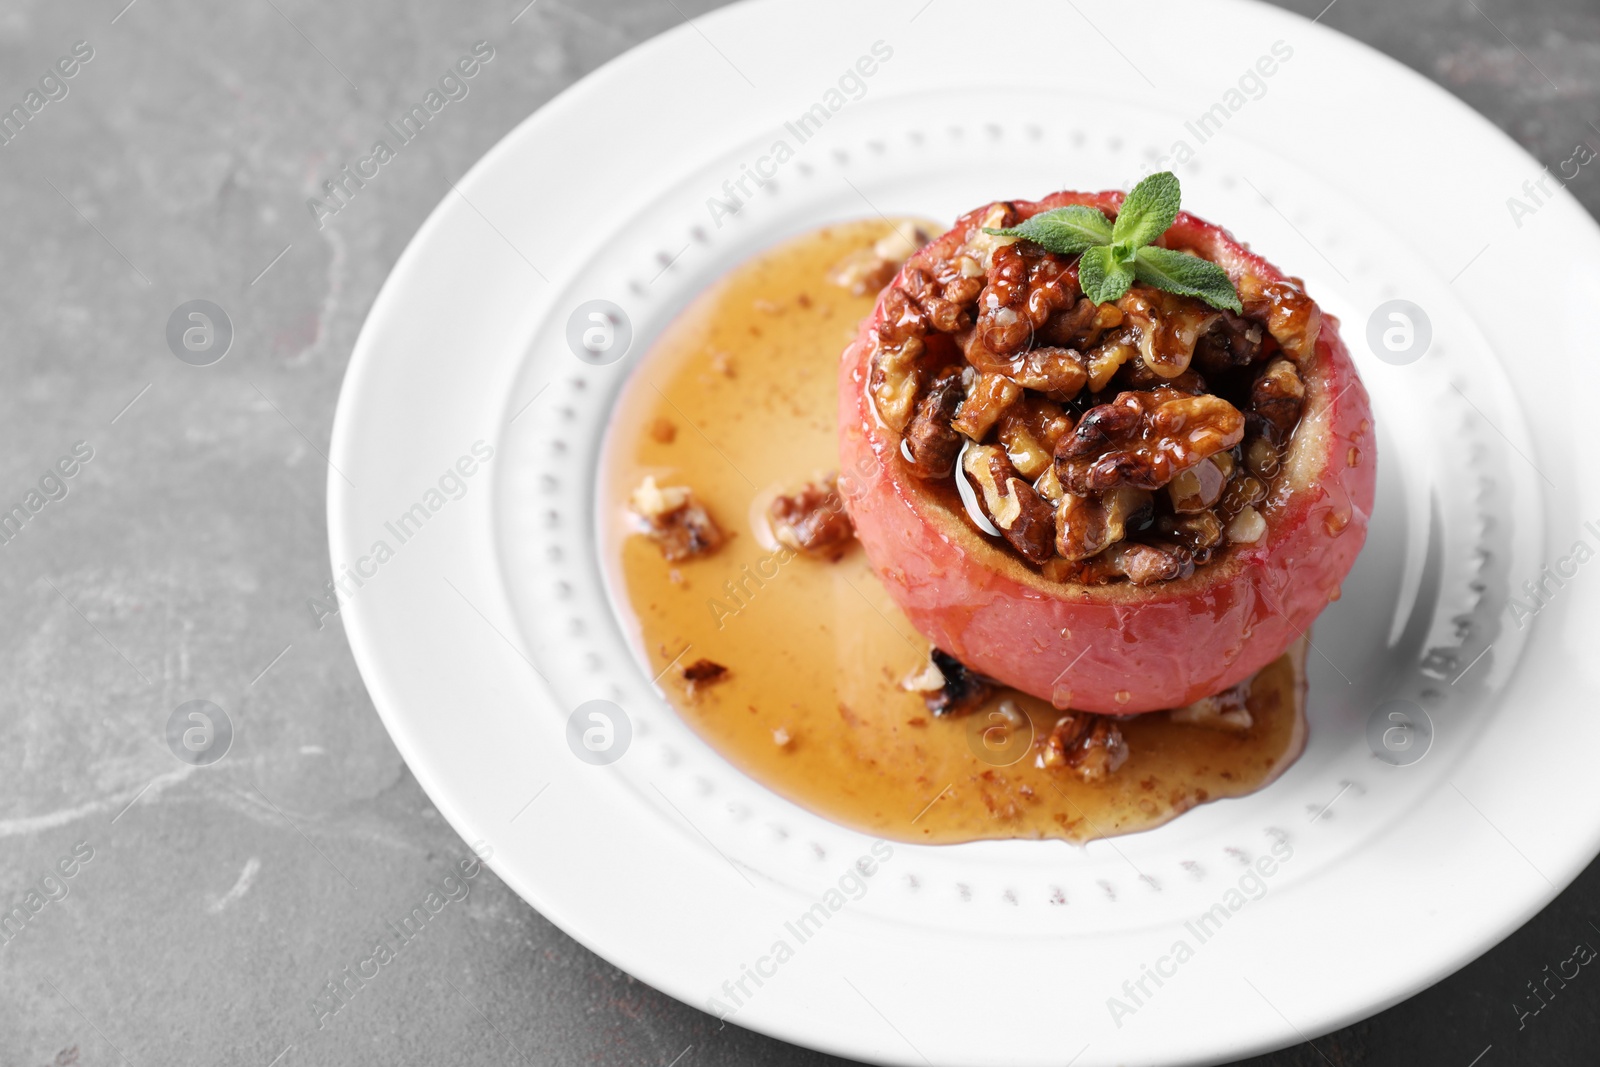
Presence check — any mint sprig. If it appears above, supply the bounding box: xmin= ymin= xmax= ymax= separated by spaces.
xmin=984 ymin=171 xmax=1242 ymax=313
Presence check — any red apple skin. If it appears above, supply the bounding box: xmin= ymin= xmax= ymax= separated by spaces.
xmin=837 ymin=191 xmax=1376 ymax=714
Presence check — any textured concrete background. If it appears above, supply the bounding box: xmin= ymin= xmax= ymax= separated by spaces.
xmin=1 ymin=1 xmax=1596 ymax=1064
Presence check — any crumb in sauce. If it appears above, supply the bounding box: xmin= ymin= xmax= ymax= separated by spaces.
xmin=628 ymin=476 xmax=723 ymax=561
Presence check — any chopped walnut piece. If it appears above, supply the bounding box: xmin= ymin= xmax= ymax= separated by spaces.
xmin=961 ymin=444 xmax=1056 ymax=563
xmin=1041 ymin=713 xmax=1129 ymax=783
xmin=956 ymin=203 xmax=1020 ymax=270
xmin=1116 ymin=285 xmax=1220 ymax=379
xmin=1159 ymin=509 xmax=1225 ymax=560
xmin=900 ymin=659 xmax=947 ymax=693
xmin=902 ymin=266 xmax=972 ymax=334
xmin=768 ymin=475 xmax=854 ymax=559
xmin=923 ymin=649 xmax=997 ymax=717
xmin=1167 ymin=457 xmax=1227 ymax=514
xmin=1113 ymin=360 xmax=1209 ymax=396
xmin=1055 ymin=487 xmax=1152 ymax=561
xmin=1218 ymin=471 xmax=1267 ymax=519
xmin=1226 ymin=506 xmax=1267 ymax=544
xmin=682 ymin=658 xmax=729 ymax=694
xmin=1033 ymin=464 xmax=1065 ymax=504
xmin=628 ymin=476 xmax=723 ymax=561
xmin=869 ymin=334 xmax=925 ymax=433
xmin=1170 ymin=681 xmax=1252 ymax=731
xmin=1084 ymin=330 xmax=1140 ymax=392
xmin=971 ymin=243 xmax=1076 ymax=357
xmin=1244 ymin=436 xmax=1281 ymax=479
xmin=831 ymin=249 xmax=899 ymax=296
xmin=1038 ymin=296 xmax=1123 ymax=350
xmin=997 ymin=398 xmax=1071 ymax=479
xmin=1009 ymin=346 xmax=1089 ymax=399
xmin=829 ymin=223 xmax=933 ymax=295
xmin=951 ymin=371 xmax=1022 ymax=440
xmin=1192 ymin=311 xmax=1265 ymax=377
xmin=1055 ymin=388 xmax=1246 ymax=494
xmin=904 ymin=368 xmax=965 ymax=479
xmin=1238 ymin=274 xmax=1321 ymax=362
xmin=873 ymin=225 xmax=932 ymax=264
xmin=1250 ymin=357 xmax=1305 ymax=442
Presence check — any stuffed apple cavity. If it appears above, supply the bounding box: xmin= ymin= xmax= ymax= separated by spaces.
xmin=839 ymin=175 xmax=1375 ymax=713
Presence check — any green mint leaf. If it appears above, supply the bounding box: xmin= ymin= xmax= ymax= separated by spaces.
xmin=1079 ymin=245 xmax=1134 ymax=305
xmin=984 ymin=205 xmax=1113 ymax=257
xmin=1132 ymin=245 xmax=1243 ymax=312
xmin=1111 ymin=171 xmax=1182 ymax=251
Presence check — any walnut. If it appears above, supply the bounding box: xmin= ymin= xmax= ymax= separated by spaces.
xmin=1166 ymin=456 xmax=1227 ymax=514
xmin=1244 ymin=436 xmax=1281 ymax=479
xmin=1041 ymin=713 xmax=1129 ymax=783
xmin=1250 ymin=357 xmax=1305 ymax=442
xmin=1170 ymin=681 xmax=1252 ymax=731
xmin=828 ymin=223 xmax=933 ymax=295
xmin=1008 ymin=346 xmax=1089 ymax=398
xmin=1192 ymin=311 xmax=1265 ymax=377
xmin=961 ymin=444 xmax=1056 ymax=563
xmin=951 ymin=371 xmax=1022 ymax=440
xmin=1054 ymin=388 xmax=1245 ymax=494
xmin=869 ymin=334 xmax=925 ymax=433
xmin=956 ymin=203 xmax=1020 ymax=270
xmin=1112 ymin=360 xmax=1208 ymax=396
xmin=1159 ymin=509 xmax=1225 ymax=559
xmin=1038 ymin=296 xmax=1123 ymax=350
xmin=1055 ymin=487 xmax=1152 ymax=561
xmin=628 ymin=476 xmax=723 ymax=561
xmin=1226 ymin=505 xmax=1267 ymax=544
xmin=969 ymin=242 xmax=1077 ymax=358
xmin=831 ymin=250 xmax=898 ymax=296
xmin=1219 ymin=471 xmax=1267 ymax=519
xmin=1239 ymin=274 xmax=1321 ymax=362
xmin=996 ymin=398 xmax=1071 ymax=479
xmin=768 ymin=475 xmax=854 ymax=559
xmin=1084 ymin=329 xmax=1140 ymax=392
xmin=1116 ymin=285 xmax=1220 ymax=379
xmin=1033 ymin=464 xmax=1065 ymax=504
xmin=902 ymin=266 xmax=972 ymax=334
xmin=903 ymin=367 xmax=965 ymax=479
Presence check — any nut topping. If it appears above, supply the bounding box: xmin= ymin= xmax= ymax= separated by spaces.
xmin=904 ymin=367 xmax=966 ymax=479
xmin=1170 ymin=681 xmax=1252 ymax=731
xmin=1041 ymin=712 xmax=1129 ymax=783
xmin=1239 ymin=274 xmax=1320 ymax=361
xmin=1054 ymin=388 xmax=1245 ymax=494
xmin=768 ymin=475 xmax=854 ymax=559
xmin=962 ymin=444 xmax=1056 ymax=564
xmin=1055 ymin=487 xmax=1151 ymax=562
xmin=629 ymin=476 xmax=723 ymax=561
xmin=1249 ymin=357 xmax=1306 ymax=442
xmin=864 ymin=199 xmax=1328 ymax=584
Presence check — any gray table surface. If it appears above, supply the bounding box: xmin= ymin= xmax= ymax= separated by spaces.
xmin=2 ymin=1 xmax=1597 ymax=1064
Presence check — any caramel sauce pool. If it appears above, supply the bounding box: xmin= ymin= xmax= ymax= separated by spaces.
xmin=601 ymin=220 xmax=1306 ymax=844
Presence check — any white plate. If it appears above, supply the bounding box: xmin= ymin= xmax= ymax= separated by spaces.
xmin=327 ymin=1 xmax=1600 ymax=1063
